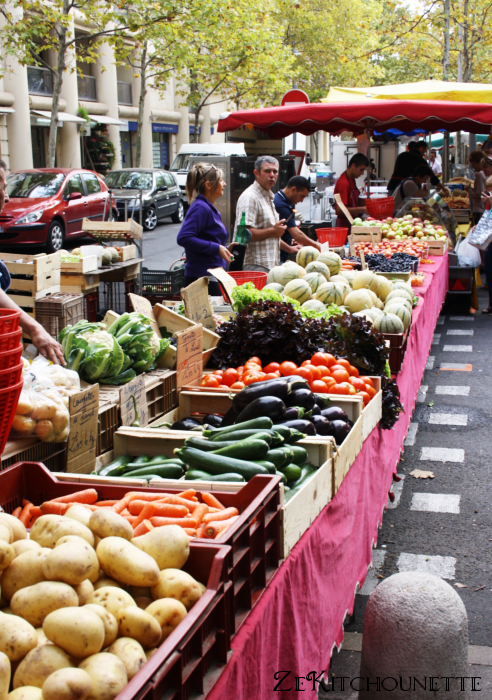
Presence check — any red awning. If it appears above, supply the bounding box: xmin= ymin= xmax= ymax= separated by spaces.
xmin=217 ymin=99 xmax=492 ymax=137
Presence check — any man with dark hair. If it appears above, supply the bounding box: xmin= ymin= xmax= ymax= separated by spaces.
xmin=274 ymin=175 xmax=321 ymax=262
xmin=388 ymin=141 xmax=437 ymax=194
xmin=393 ymin=164 xmax=435 ymax=211
xmin=333 ymin=153 xmax=369 ymax=228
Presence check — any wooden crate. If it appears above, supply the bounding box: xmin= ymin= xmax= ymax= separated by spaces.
xmin=60 ymin=256 xmax=98 ymax=274
xmin=428 ymin=240 xmax=446 ymax=256
xmin=3 ymin=252 xmax=61 ymax=308
xmin=154 ymin=304 xmax=219 ymax=370
xmin=351 ymin=227 xmax=382 ymax=242
xmin=361 ymin=376 xmax=382 ymax=441
xmin=60 ymin=272 xmax=100 ymax=293
xmin=119 ymin=245 xmax=137 ymax=261
xmin=82 ymin=218 xmax=143 ymax=240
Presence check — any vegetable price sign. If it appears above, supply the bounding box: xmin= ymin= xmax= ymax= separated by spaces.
xmin=181 ymin=278 xmax=216 ymax=331
xmin=175 ymin=325 xmax=204 ymax=389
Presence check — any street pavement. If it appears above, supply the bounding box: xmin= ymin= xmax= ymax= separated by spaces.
xmin=321 ymin=288 xmax=492 ymax=698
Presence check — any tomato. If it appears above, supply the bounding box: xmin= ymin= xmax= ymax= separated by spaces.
xmin=311 ymin=352 xmax=329 ymax=367
xmin=331 ymin=368 xmax=350 ymax=384
xmin=347 ymin=385 xmax=357 ymax=395
xmin=311 ymin=379 xmax=329 ymax=393
xmin=244 ymin=362 xmax=262 ymax=373
xmin=247 ymin=356 xmax=262 ymax=367
xmin=294 ymin=367 xmax=313 ymax=382
xmin=222 ymin=368 xmax=239 ymax=386
xmin=263 ymin=373 xmax=280 ymax=381
xmin=279 ymin=361 xmax=298 ymax=376
xmin=203 ymin=376 xmax=220 ymax=388
xmin=230 ymin=381 xmax=245 ymax=390
xmin=347 ymin=365 xmax=359 ymax=377
xmin=243 ymin=374 xmax=264 ymax=386
xmin=212 ymin=369 xmax=223 ymax=376
xmin=218 ymin=384 xmax=230 ymax=390
xmin=263 ymin=362 xmax=280 ymax=374
xmin=322 ymin=376 xmax=337 ymax=389
xmin=335 ymin=359 xmax=350 ymax=370
xmin=308 ymin=366 xmax=322 ymax=381
xmin=316 ymin=366 xmax=331 ymax=379
xmin=323 ymin=353 xmax=337 ymax=367
xmin=330 ymin=383 xmax=350 ymax=395
xmin=362 ymin=377 xmax=374 ymax=388
xmin=331 ymin=364 xmax=347 ymax=374
xmin=237 ymin=366 xmax=244 ymax=376
xmin=301 ymin=360 xmax=314 ymax=367
xmin=358 ymin=391 xmax=371 ymax=406
xmin=349 ymin=377 xmax=367 ymax=392
xmin=366 ymin=386 xmax=377 ymax=399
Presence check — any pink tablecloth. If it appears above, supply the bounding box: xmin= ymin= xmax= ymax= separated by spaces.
xmin=208 ymin=254 xmax=449 ymax=700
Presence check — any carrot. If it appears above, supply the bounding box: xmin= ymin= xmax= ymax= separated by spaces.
xmin=202 ymin=493 xmax=225 ymax=511
xmin=29 ymin=506 xmax=42 ymax=519
xmin=113 ymin=491 xmax=168 ymax=515
xmin=133 ymin=520 xmax=154 ymax=537
xmin=19 ymin=503 xmax=36 ymax=526
xmin=204 ymin=516 xmax=239 ymax=539
xmin=176 ymin=489 xmax=196 ymax=500
xmin=41 ymin=502 xmax=69 ymax=516
xmin=22 ymin=499 xmax=32 ymax=507
xmin=132 ymin=503 xmax=156 ymax=531
xmin=190 ymin=504 xmax=209 ymax=525
xmin=202 ymin=507 xmax=238 ymax=524
xmin=12 ymin=507 xmax=22 ymax=519
xmin=183 ymin=528 xmax=197 ymax=537
xmin=128 ymin=501 xmax=189 ymax=518
xmin=159 ymin=496 xmax=201 ymax=512
xmin=121 ymin=515 xmax=137 ymax=524
xmin=51 ymin=489 xmax=98 ymax=505
xmin=150 ymin=516 xmax=199 ymax=528
xmin=94 ymin=500 xmax=118 ymax=507
xmin=66 ymin=503 xmax=98 ymax=511
xmin=195 ymin=526 xmax=208 ymax=538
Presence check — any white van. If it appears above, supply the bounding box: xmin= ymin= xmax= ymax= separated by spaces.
xmin=170 ymin=142 xmax=247 ymax=198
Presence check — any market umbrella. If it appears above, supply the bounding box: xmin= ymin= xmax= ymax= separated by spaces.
xmin=324 ymin=80 xmax=492 ymax=104
xmin=217 ymin=99 xmax=492 ymax=139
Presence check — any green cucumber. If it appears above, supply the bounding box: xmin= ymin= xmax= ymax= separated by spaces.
xmin=288 ymin=464 xmax=317 ymax=489
xmin=210 ymin=429 xmax=276 ymax=445
xmin=253 ymin=460 xmax=276 ymax=474
xmin=184 ymin=437 xmax=235 ymax=452
xmin=175 ymin=446 xmax=268 ymax=480
xmin=130 ymin=455 xmax=150 ymax=466
xmin=273 ymin=426 xmax=306 ymax=443
xmin=213 ymin=438 xmax=269 ymax=461
xmin=125 ymin=458 xmax=185 ymax=470
xmin=203 ymin=417 xmax=273 ymax=438
xmin=278 ymin=446 xmax=294 ymax=461
xmin=290 ymin=446 xmax=309 ymax=465
xmin=184 ymin=469 xmax=213 ymax=480
xmin=97 ymin=455 xmax=132 ymax=477
xmin=124 ymin=464 xmax=184 ymax=478
xmin=275 ymin=470 xmax=287 ymax=484
xmin=280 ymin=463 xmax=302 ymax=482
xmin=185 ymin=470 xmax=245 ymax=483
xmin=266 ymin=449 xmax=289 ymax=469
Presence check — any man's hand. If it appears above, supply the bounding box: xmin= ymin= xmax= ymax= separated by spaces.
xmin=29 ymin=325 xmax=66 ymax=365
xmin=271 ymin=219 xmax=287 ymax=238
xmin=287 ymin=243 xmax=302 ymax=254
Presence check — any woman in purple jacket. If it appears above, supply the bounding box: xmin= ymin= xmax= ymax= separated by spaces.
xmin=177 ymin=163 xmax=233 ymax=295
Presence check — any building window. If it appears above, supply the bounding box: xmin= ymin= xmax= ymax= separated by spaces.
xmin=78 ymin=75 xmax=97 ymax=102
xmin=117 ymin=82 xmax=132 ymax=106
xmin=27 ymin=67 xmax=53 ymax=96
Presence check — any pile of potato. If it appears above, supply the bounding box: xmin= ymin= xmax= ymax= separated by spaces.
xmin=0 ymin=505 xmax=204 ymax=700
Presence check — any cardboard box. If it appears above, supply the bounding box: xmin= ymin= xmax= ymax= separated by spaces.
xmin=154 ymin=304 xmax=219 ymax=370
xmin=66 ymin=385 xmax=99 ymax=474
xmin=120 ymin=376 xmax=148 ymax=427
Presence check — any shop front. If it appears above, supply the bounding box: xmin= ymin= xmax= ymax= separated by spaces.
xmin=152 ymin=122 xmax=178 ymax=169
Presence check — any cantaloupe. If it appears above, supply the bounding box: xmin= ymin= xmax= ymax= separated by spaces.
xmin=391 ymin=281 xmax=413 ymax=295
xmin=338 ymin=271 xmax=356 ymax=286
xmin=373 ymin=313 xmax=404 ymax=334
xmin=303 ymin=272 xmax=326 ymax=293
xmin=386 ymin=288 xmax=413 ymax=304
xmin=344 ymin=289 xmax=373 ymax=313
xmin=304 ymin=261 xmax=331 ymax=281
xmin=353 ymin=310 xmax=374 ymax=324
xmin=283 ymin=278 xmax=312 ymax=304
xmin=352 ymin=269 xmax=377 ymax=291
xmin=302 ymin=299 xmax=326 ymax=313
xmin=296 ymin=246 xmax=320 ymax=268
xmin=366 ymin=307 xmax=384 ymax=322
xmin=384 ymin=302 xmax=412 ymax=330
xmin=367 ymin=290 xmax=380 ymax=308
xmin=385 ymin=296 xmax=412 ymax=313
xmin=317 ymin=251 xmax=342 ymax=276
xmin=283 ymin=261 xmax=306 ymax=278
xmin=316 ymin=283 xmax=344 ymax=306
xmin=376 ymin=275 xmax=392 ymax=301
xmin=263 ymin=282 xmax=284 ymax=293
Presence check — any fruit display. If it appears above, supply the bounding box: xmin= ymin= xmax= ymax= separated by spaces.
xmin=365 ymin=252 xmax=418 ymax=273
xmin=354 ymin=239 xmax=429 ymax=259
xmin=351 ymin=218 xmax=381 ymax=229
xmin=443 ymin=192 xmax=469 ymax=210
xmin=351 ymin=215 xmax=448 ymax=242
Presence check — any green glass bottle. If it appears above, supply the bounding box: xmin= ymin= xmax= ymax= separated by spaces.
xmin=230 ymin=211 xmax=251 ymax=271
xmin=235 ymin=212 xmax=252 ymax=245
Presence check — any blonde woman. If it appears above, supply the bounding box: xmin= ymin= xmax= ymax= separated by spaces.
xmin=177 ymin=163 xmax=233 ymax=295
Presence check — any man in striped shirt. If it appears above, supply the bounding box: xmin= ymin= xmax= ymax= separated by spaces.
xmin=234 ymin=156 xmax=287 ymax=270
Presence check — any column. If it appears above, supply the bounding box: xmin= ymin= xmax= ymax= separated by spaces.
xmin=59 ymin=15 xmax=81 ymax=168
xmin=199 ymin=106 xmax=211 ymax=143
xmin=175 ymin=80 xmax=189 ymax=151
xmin=95 ymin=40 xmax=121 ymax=170
xmin=132 ymin=72 xmax=152 ymax=168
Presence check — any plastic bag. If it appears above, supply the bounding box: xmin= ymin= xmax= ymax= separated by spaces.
xmin=11 ymin=370 xmax=70 ymax=443
xmin=456 ymin=236 xmax=482 ymax=267
xmin=467 ymin=209 xmax=492 ymax=251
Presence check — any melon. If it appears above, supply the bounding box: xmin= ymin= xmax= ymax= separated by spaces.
xmin=267 ymin=266 xmax=291 ymax=286
xmin=302 ymin=299 xmax=326 ymax=313
xmin=385 ymin=296 xmax=412 ymax=313
xmin=384 ymin=302 xmax=412 ymax=330
xmin=344 ymin=289 xmax=373 ymax=313
xmin=367 ymin=290 xmax=380 ymax=307
xmin=316 ymin=283 xmax=344 ymax=306
xmin=391 ymin=280 xmax=413 ymax=295
xmin=263 ymin=282 xmax=284 ymax=293
xmin=366 ymin=307 xmax=384 ymax=322
xmin=373 ymin=313 xmax=404 ymax=334
xmin=338 ymin=306 xmax=350 ymax=314
xmin=376 ymin=275 xmax=392 ymax=301
xmin=304 ymin=261 xmax=331 ymax=281
xmin=386 ymin=288 xmax=413 ymax=304
xmin=352 ymin=270 xmax=377 ymax=291
xmin=283 ymin=261 xmax=306 ymax=278
xmin=353 ymin=310 xmax=374 ymax=324
xmin=303 ymin=272 xmax=326 ymax=293
xmin=338 ymin=271 xmax=356 ymax=286
xmin=296 ymin=246 xmax=320 ymax=268
xmin=317 ymin=251 xmax=342 ymax=276
xmin=283 ymin=278 xmax=312 ymax=304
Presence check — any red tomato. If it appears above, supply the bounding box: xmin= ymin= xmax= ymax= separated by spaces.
xmin=349 ymin=377 xmax=367 ymax=392
xmin=243 ymin=374 xmax=264 ymax=386
xmin=311 ymin=352 xmax=329 ymax=367
xmin=330 ymin=383 xmax=350 ymax=395
xmin=244 ymin=362 xmax=262 ymax=373
xmin=362 ymin=377 xmax=374 ymax=388
xmin=294 ymin=367 xmax=313 ymax=382
xmin=366 ymin=386 xmax=377 ymax=399
xmin=237 ymin=366 xmax=244 ymax=376
xmin=218 ymin=384 xmax=230 ymax=390
xmin=263 ymin=362 xmax=280 ymax=374
xmin=212 ymin=369 xmax=223 ymax=376
xmin=308 ymin=366 xmax=322 ymax=381
xmin=331 ymin=368 xmax=350 ymax=384
xmin=222 ymin=368 xmax=239 ymax=386
xmin=230 ymin=381 xmax=245 ymax=390
xmin=301 ymin=360 xmax=314 ymax=367
xmin=347 ymin=365 xmax=359 ymax=377
xmin=311 ymin=380 xmax=329 ymax=393
xmin=335 ymin=359 xmax=350 ymax=370
xmin=359 ymin=391 xmax=371 ymax=406
xmin=330 ymin=364 xmax=348 ymax=374
xmin=263 ymin=373 xmax=279 ymax=381
xmin=279 ymin=361 xmax=298 ymax=376
xmin=248 ymin=356 xmax=262 ymax=366
xmin=316 ymin=366 xmax=331 ymax=379
xmin=323 ymin=377 xmax=337 ymax=389
xmin=203 ymin=376 xmax=220 ymax=388
xmin=323 ymin=353 xmax=337 ymax=368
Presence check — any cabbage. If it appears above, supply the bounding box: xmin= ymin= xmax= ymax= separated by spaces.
xmin=107 ymin=312 xmax=169 ymax=373
xmin=59 ymin=321 xmax=127 ymax=383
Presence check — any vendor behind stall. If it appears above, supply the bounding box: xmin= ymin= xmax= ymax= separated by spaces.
xmin=274 ymin=176 xmax=321 ymax=263
xmin=392 ymin=164 xmax=435 ymax=212
xmin=333 ymin=154 xmax=369 ymax=228
xmin=388 ymin=141 xmax=431 ymax=194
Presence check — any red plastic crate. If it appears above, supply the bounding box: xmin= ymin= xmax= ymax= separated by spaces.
xmin=0 ymin=309 xmax=20 ymax=333
xmin=220 ymin=271 xmax=267 ymax=303
xmin=0 ymin=362 xmax=23 ymax=390
xmin=365 ymin=196 xmax=395 ymax=219
xmin=0 ymin=329 xmax=22 ymax=352
xmin=0 ymin=379 xmax=23 ymax=455
xmin=84 ymin=291 xmax=98 ymax=322
xmin=0 ymin=345 xmax=23 ymax=371
xmin=316 ymin=227 xmax=348 ymax=246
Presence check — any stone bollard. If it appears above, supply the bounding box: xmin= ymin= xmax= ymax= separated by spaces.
xmin=358 ymin=571 xmax=469 ymax=699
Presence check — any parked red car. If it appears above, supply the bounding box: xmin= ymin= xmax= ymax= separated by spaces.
xmin=1 ymin=168 xmax=117 ymax=253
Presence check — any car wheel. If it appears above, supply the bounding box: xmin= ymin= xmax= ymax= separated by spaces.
xmin=143 ymin=207 xmax=158 ymax=231
xmin=171 ymin=201 xmax=185 ymax=224
xmin=46 ymin=220 xmax=65 ymax=253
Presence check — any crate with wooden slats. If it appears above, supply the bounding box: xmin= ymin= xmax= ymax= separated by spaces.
xmin=1 ymin=252 xmax=61 ymax=314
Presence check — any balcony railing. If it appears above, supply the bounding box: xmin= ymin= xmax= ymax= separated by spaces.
xmin=27 ymin=66 xmax=53 ymax=96
xmin=117 ymin=81 xmax=132 ymax=106
xmin=77 ymin=75 xmax=97 ymax=102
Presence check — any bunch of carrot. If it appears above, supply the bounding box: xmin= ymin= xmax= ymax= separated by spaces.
xmin=11 ymin=488 xmax=239 ymax=539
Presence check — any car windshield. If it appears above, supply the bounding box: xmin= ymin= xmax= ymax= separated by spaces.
xmin=6 ymin=173 xmax=65 ymax=198
xmin=170 ymin=155 xmax=190 ymax=172
xmin=105 ymin=171 xmax=153 ymax=189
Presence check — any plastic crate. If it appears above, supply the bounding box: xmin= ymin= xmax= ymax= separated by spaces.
xmin=365 ymin=196 xmax=395 ymax=219
xmin=1 ymin=441 xmax=66 ymax=472
xmin=382 ymin=327 xmax=409 ymax=374
xmin=0 ymin=345 xmax=23 ymax=372
xmin=99 ymin=280 xmax=136 ymax=317
xmin=0 ymin=379 xmax=24 ymax=455
xmin=162 ymin=369 xmax=178 ymax=413
xmin=0 ymin=329 xmax=22 ymax=353
xmin=35 ymin=293 xmax=84 ymax=338
xmin=316 ymin=227 xmax=348 ymax=246
xmin=0 ymin=309 xmax=20 ymax=333
xmin=0 ymin=362 xmax=23 ymax=390
xmin=220 ymin=271 xmax=267 ymax=303
xmin=84 ymin=291 xmax=99 ymax=322
xmin=142 ymin=269 xmax=185 ymax=297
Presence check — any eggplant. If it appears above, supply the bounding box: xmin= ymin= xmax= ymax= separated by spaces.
xmin=314 ymin=394 xmax=331 ymax=408
xmin=234 ymin=396 xmax=286 ymax=425
xmin=171 ymin=418 xmax=202 ymax=431
xmin=286 ymin=387 xmax=316 ymax=411
xmin=278 ymin=419 xmax=316 ymax=436
xmin=203 ymin=414 xmax=223 ymax=428
xmin=320 ymin=406 xmax=349 ymax=423
xmin=327 ymin=420 xmax=351 ymax=445
xmin=231 ymin=376 xmax=308 ymax=413
xmin=278 ymin=406 xmax=307 ymax=422
xmin=220 ymin=405 xmax=239 ymax=428
xmin=310 ymin=415 xmax=332 ymax=436
xmin=311 ymin=405 xmax=321 ymax=416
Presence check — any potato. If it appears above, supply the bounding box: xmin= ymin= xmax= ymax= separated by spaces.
xmin=12 ymin=541 xmax=41 ymax=558
xmin=1 ymin=549 xmax=50 ymax=600
xmin=92 ymin=579 xmax=122 ymax=591
xmin=151 ymin=569 xmax=203 ymax=610
xmin=132 ymin=526 xmax=189 ymax=570
xmin=74 ymin=581 xmax=94 ymax=607
xmin=0 ymin=651 xmax=10 ymax=699
xmin=1 ymin=608 xmax=13 ymax=615
xmin=145 ymin=599 xmax=187 ymax=640
xmin=41 ymin=668 xmax=92 ymax=700
xmin=88 ymin=512 xmax=133 ymax=542
xmin=126 ymin=586 xmax=150 ymax=600
xmin=9 ymin=688 xmax=43 ymax=700
xmin=12 ymin=416 xmax=36 ymax=435
xmin=0 ymin=524 xmax=13 ymax=545
xmin=54 ymin=537 xmax=90 ymax=548
xmin=13 ymin=646 xmax=73 ymax=689
xmin=0 ymin=542 xmax=14 ymax=571
xmin=43 ymin=608 xmax=104 ymax=659
xmin=16 ymin=393 xmax=33 ymax=415
xmin=96 ymin=538 xmax=159 ymax=588
xmin=51 ymin=411 xmax=68 ymax=434
xmin=145 ymin=649 xmax=157 ymax=661
xmin=134 ymin=598 xmax=153 ymax=611
xmin=30 ymin=517 xmax=94 ymax=549
xmin=64 ymin=507 xmax=91 ymax=529
xmin=86 ymin=588 xmax=136 ymax=618
xmin=34 ymin=630 xmax=50 ymax=648
xmin=107 ymin=638 xmax=145 ymax=681
xmin=83 ymin=606 xmax=118 ymax=648
xmin=78 ymin=653 xmax=127 ymax=700
xmin=0 ymin=514 xmax=27 ymax=542
xmin=42 ymin=542 xmax=99 ymax=585
xmin=0 ymin=610 xmax=37 ymax=661
xmin=35 ymin=421 xmax=54 ymax=441
xmin=116 ymin=607 xmax=161 ymax=649
xmin=11 ymin=582 xmax=79 ymax=627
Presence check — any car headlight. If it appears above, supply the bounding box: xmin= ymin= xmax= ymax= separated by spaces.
xmin=15 ymin=210 xmax=44 ymax=225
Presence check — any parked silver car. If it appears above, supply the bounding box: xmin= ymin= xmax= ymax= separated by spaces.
xmin=105 ymin=169 xmax=185 ymax=231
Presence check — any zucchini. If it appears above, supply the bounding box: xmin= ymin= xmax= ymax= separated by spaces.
xmin=280 ymin=463 xmax=302 ymax=482
xmin=213 ymin=438 xmax=269 ymax=461
xmin=288 ymin=464 xmax=317 ymax=489
xmin=265 ymin=448 xmax=289 ymax=469
xmin=184 ymin=437 xmax=237 ymax=452
xmin=275 ymin=470 xmax=287 ymax=484
xmin=203 ymin=416 xmax=273 ymax=438
xmin=125 ymin=458 xmax=185 ymax=469
xmin=186 ymin=470 xmax=245 ymax=483
xmin=253 ymin=460 xmax=276 ymax=474
xmin=272 ymin=426 xmax=306 ymax=444
xmin=175 ymin=446 xmax=268 ymax=480
xmin=97 ymin=455 xmax=132 ymax=477
xmin=290 ymin=446 xmax=309 ymax=465
xmin=278 ymin=446 xmax=294 ymax=462
xmin=210 ymin=429 xmax=275 ymax=445
xmin=130 ymin=455 xmax=150 ymax=466
xmin=184 ymin=469 xmax=212 ymax=480
xmin=124 ymin=464 xmax=184 ymax=479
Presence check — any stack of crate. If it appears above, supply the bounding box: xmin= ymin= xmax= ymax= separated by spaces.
xmin=1 ymin=252 xmax=61 ymax=319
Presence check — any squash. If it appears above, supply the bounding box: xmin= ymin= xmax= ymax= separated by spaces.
xmin=376 ymin=275 xmax=393 ymax=301
xmin=303 ymin=273 xmax=326 ymax=294
xmin=296 ymin=246 xmax=320 ymax=268
xmin=373 ymin=312 xmax=405 ymax=334
xmin=317 ymin=252 xmax=342 ymax=276
xmin=344 ymin=289 xmax=373 ymax=313
xmin=386 ymin=288 xmax=413 ymax=304
xmin=384 ymin=302 xmax=412 ymax=330
xmin=316 ymin=283 xmax=344 ymax=306
xmin=283 ymin=279 xmax=312 ymax=304
xmin=301 ymin=299 xmax=326 ymax=313
xmin=283 ymin=261 xmax=306 ymax=278
xmin=263 ymin=282 xmax=284 ymax=293
xmin=304 ymin=261 xmax=330 ymax=281
xmin=352 ymin=270 xmax=377 ymax=292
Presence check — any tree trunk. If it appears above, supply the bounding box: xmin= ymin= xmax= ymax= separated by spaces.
xmin=48 ymin=0 xmax=69 ymax=167
xmin=312 ymin=132 xmax=319 ymax=162
xmin=192 ymin=108 xmax=201 ymax=144
xmin=135 ymin=42 xmax=148 ymax=168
